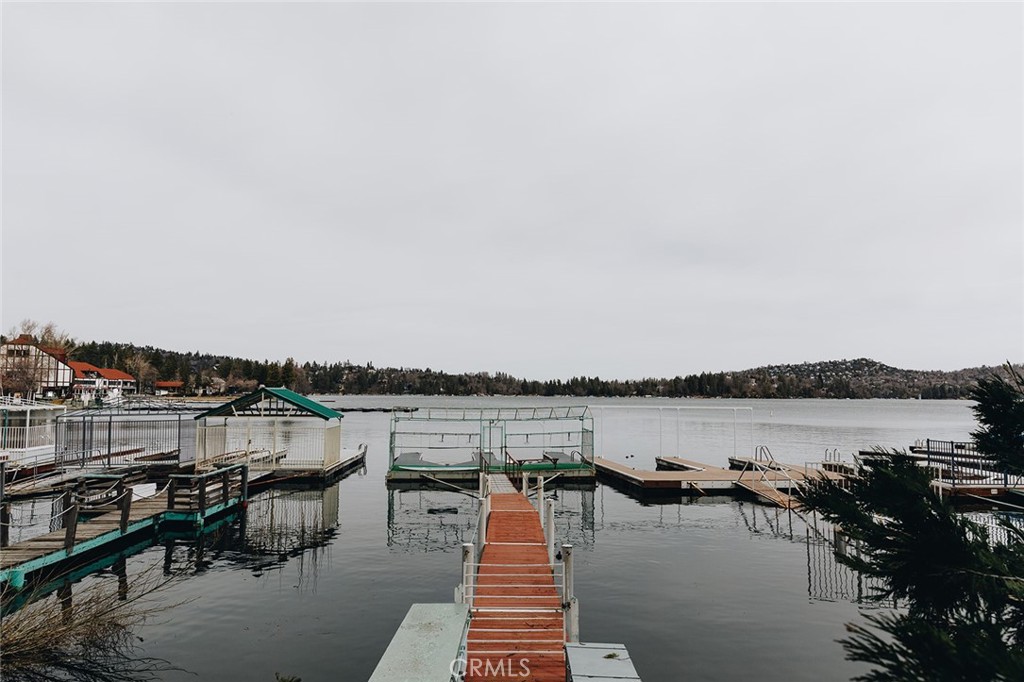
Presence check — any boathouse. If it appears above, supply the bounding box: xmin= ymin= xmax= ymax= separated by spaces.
xmin=193 ymin=387 xmax=350 ymax=476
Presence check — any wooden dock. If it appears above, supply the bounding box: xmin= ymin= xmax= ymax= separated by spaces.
xmin=371 ymin=471 xmax=643 ymax=681
xmin=466 ymin=486 xmax=566 ymax=682
xmin=0 ymin=464 xmax=248 ymax=592
xmin=597 ymin=457 xmax=843 ymax=507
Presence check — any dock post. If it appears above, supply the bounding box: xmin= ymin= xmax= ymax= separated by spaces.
xmin=0 ymin=461 xmax=6 ymax=548
xmin=477 ymin=498 xmax=487 ymax=552
xmin=63 ymin=502 xmax=80 ymax=553
xmin=221 ymin=470 xmax=230 ymax=506
xmin=120 ymin=493 xmax=132 ymax=533
xmin=1 ymin=502 xmax=9 ymax=548
xmin=562 ymin=543 xmax=578 ymax=642
xmin=168 ymin=478 xmax=177 ymax=510
xmin=538 ymin=476 xmax=545 ymax=518
xmin=198 ymin=479 xmax=207 ymax=516
xmin=546 ymin=499 xmax=555 ymax=566
xmin=461 ymin=542 xmax=475 ymax=606
xmin=562 ymin=544 xmax=574 ymax=604
xmin=241 ymin=465 xmax=249 ymax=501
xmin=523 ymin=472 xmax=529 ymax=497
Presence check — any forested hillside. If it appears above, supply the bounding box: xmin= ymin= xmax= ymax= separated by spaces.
xmin=61 ymin=338 xmax=1012 ymax=399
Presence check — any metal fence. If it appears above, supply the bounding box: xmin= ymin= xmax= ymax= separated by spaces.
xmin=0 ymin=425 xmax=57 ymax=450
xmin=389 ymin=406 xmax=595 ymax=470
xmin=55 ymin=412 xmax=197 ymax=467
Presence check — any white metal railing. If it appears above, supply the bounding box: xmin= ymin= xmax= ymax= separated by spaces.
xmin=456 ymin=475 xmax=578 ymax=642
xmin=399 ymin=406 xmax=591 ymax=422
xmin=0 ymin=424 xmax=57 ymax=451
xmin=0 ymin=396 xmax=62 ymax=408
xmin=457 ymin=549 xmax=579 ymax=642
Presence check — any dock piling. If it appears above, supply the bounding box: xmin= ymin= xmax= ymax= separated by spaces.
xmin=562 ymin=543 xmax=578 ymax=643
xmin=198 ymin=480 xmax=207 ymax=515
xmin=1 ymin=503 xmax=9 ymax=548
xmin=476 ymin=498 xmax=487 ymax=553
xmin=538 ymin=475 xmax=545 ymax=520
xmin=0 ymin=462 xmax=5 ymax=548
xmin=545 ymin=498 xmax=555 ymax=565
xmin=461 ymin=542 xmax=474 ymax=605
xmin=63 ymin=502 xmax=80 ymax=552
xmin=120 ymin=492 xmax=132 ymax=533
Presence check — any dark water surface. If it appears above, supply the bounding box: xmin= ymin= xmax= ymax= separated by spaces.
xmin=57 ymin=398 xmax=975 ymax=681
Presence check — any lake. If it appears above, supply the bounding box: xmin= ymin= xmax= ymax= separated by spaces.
xmin=18 ymin=397 xmax=979 ymax=681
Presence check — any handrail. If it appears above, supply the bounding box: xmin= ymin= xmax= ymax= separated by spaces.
xmin=754 ymin=445 xmax=774 ymax=463
xmin=737 ymin=457 xmax=801 ymax=510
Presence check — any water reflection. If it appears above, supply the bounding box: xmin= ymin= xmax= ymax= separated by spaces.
xmin=594 ymin=482 xmax=892 ymax=609
xmin=155 ymin=484 xmax=342 ymax=593
xmin=804 ymin=521 xmax=888 ymax=604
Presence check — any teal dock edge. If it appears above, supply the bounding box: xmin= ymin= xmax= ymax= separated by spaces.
xmin=0 ymin=465 xmax=249 ymax=593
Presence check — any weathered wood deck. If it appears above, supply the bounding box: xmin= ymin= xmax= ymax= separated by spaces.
xmin=466 ymin=491 xmax=565 ymax=682
xmin=1 ymin=465 xmax=248 ymax=591
xmin=598 ymin=456 xmax=843 ymax=507
xmin=0 ymin=492 xmax=170 ymax=572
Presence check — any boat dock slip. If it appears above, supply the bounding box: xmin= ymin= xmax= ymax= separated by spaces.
xmin=0 ymin=464 xmax=248 ymax=591
xmin=387 ymin=406 xmax=597 ymax=486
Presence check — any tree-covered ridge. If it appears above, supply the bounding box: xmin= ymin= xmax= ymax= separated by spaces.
xmin=57 ymin=338 xmax=1017 ymax=398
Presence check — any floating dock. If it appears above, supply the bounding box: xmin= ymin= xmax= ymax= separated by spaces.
xmin=861 ymin=440 xmax=1024 ymax=501
xmin=370 ymin=473 xmax=640 ymax=682
xmin=0 ymin=464 xmax=248 ymax=592
xmin=387 ymin=407 xmax=597 ymax=487
xmin=596 ymin=456 xmax=844 ymax=508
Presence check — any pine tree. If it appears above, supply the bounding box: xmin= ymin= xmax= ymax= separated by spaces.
xmin=970 ymin=363 xmax=1024 ymax=475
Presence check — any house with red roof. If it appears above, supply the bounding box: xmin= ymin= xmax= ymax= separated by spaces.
xmin=0 ymin=334 xmax=75 ymax=398
xmin=68 ymin=361 xmax=137 ymax=402
xmin=153 ymin=380 xmax=184 ymax=396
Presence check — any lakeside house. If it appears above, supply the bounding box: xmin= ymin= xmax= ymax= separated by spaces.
xmin=67 ymin=361 xmax=137 ymax=403
xmin=0 ymin=335 xmax=138 ymax=402
xmin=153 ymin=380 xmax=185 ymax=396
xmin=0 ymin=334 xmax=74 ymax=398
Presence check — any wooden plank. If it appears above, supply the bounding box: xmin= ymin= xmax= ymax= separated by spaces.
xmin=466 ymin=492 xmax=565 ymax=682
xmin=735 ymin=480 xmax=800 ymax=509
xmin=0 ymin=491 xmax=175 ymax=576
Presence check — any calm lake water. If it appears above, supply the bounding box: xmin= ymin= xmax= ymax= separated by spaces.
xmin=21 ymin=397 xmax=979 ymax=682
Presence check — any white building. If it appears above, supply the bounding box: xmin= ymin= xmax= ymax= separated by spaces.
xmin=68 ymin=361 xmax=137 ymax=403
xmin=0 ymin=334 xmax=74 ymax=398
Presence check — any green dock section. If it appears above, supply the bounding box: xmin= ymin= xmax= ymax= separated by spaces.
xmin=0 ymin=464 xmax=248 ymax=592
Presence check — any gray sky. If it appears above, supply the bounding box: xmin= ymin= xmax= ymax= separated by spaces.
xmin=2 ymin=2 xmax=1021 ymax=380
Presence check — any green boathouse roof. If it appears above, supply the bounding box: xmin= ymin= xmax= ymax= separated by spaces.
xmin=194 ymin=387 xmax=342 ymax=421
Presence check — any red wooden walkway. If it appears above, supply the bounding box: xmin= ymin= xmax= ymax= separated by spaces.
xmin=465 ymin=492 xmax=566 ymax=682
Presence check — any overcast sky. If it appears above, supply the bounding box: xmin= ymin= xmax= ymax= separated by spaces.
xmin=2 ymin=2 xmax=1021 ymax=380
